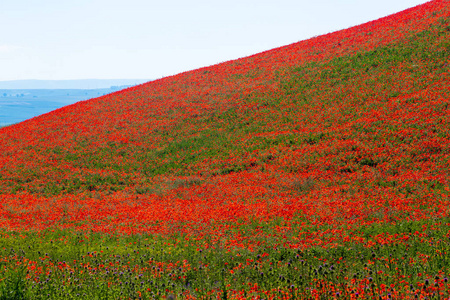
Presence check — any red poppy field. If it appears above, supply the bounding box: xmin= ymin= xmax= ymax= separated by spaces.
xmin=1 ymin=1 xmax=450 ymax=299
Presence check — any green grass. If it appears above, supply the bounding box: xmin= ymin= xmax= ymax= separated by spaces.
xmin=1 ymin=215 xmax=450 ymax=299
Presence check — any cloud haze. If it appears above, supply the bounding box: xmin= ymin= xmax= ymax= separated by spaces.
xmin=0 ymin=0 xmax=430 ymax=81
xmin=0 ymin=45 xmax=23 ymax=53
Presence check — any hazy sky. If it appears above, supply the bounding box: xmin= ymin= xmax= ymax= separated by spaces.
xmin=0 ymin=0 xmax=430 ymax=81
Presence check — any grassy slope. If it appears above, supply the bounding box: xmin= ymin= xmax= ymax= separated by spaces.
xmin=0 ymin=0 xmax=449 ymax=299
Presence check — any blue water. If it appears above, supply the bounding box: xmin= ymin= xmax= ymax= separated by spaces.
xmin=0 ymin=88 xmax=122 ymax=127
xmin=0 ymin=99 xmax=68 ymax=126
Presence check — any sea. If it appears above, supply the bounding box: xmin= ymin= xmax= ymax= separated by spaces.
xmin=0 ymin=87 xmax=126 ymax=127
xmin=0 ymin=99 xmax=66 ymax=126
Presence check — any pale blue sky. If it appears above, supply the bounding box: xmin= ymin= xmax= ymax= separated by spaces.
xmin=0 ymin=0 xmax=430 ymax=81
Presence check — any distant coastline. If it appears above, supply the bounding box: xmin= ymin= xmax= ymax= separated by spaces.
xmin=0 ymin=79 xmax=150 ymax=90
xmin=0 ymin=79 xmax=151 ymax=126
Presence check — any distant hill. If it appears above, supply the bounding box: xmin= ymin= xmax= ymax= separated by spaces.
xmin=0 ymin=79 xmax=150 ymax=89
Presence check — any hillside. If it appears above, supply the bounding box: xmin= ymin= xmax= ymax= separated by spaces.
xmin=0 ymin=1 xmax=449 ymax=299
